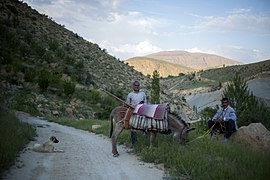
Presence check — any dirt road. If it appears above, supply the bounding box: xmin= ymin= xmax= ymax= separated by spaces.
xmin=3 ymin=112 xmax=165 ymax=180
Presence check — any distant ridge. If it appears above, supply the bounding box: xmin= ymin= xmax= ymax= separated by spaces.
xmin=125 ymin=50 xmax=242 ymax=77
xmin=126 ymin=57 xmax=193 ymax=77
xmin=146 ymin=50 xmax=242 ymax=70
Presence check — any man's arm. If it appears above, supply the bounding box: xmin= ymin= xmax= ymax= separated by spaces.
xmin=212 ymin=112 xmax=219 ymax=121
xmin=126 ymin=93 xmax=132 ymax=105
xmin=228 ymin=110 xmax=237 ymax=121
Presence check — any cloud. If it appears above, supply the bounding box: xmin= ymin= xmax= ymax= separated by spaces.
xmin=213 ymin=45 xmax=270 ymax=63
xmin=188 ymin=9 xmax=270 ymax=34
xmin=25 ymin=0 xmax=124 ymax=22
xmin=185 ymin=47 xmax=217 ymax=55
xmin=184 ymin=46 xmax=270 ymax=64
xmin=100 ymin=40 xmax=162 ymax=60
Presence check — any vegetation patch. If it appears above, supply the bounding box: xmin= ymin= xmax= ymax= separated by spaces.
xmin=0 ymin=110 xmax=36 ymax=176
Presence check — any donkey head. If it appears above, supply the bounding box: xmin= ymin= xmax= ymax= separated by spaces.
xmin=169 ymin=114 xmax=195 ymax=143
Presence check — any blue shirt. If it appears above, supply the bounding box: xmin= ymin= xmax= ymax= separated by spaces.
xmin=212 ymin=105 xmax=237 ymax=122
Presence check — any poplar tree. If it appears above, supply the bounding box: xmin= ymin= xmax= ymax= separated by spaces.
xmin=151 ymin=70 xmax=160 ymax=104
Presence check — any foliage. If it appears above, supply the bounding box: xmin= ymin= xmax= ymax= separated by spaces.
xmin=151 ymin=70 xmax=160 ymax=104
xmin=223 ymin=73 xmax=270 ymax=129
xmin=63 ymin=81 xmax=76 ymax=96
xmin=37 ymin=69 xmax=51 ymax=91
xmin=24 ymin=67 xmax=37 ymax=82
xmin=9 ymin=91 xmax=41 ymax=116
xmin=199 ymin=107 xmax=218 ymax=133
xmin=75 ymin=60 xmax=84 ymax=69
xmin=0 ymin=111 xmax=36 ymax=175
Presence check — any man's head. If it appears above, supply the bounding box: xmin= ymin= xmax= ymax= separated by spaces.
xmin=133 ymin=80 xmax=140 ymax=92
xmin=221 ymin=97 xmax=229 ymax=108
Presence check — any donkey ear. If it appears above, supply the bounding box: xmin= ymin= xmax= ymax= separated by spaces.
xmin=187 ymin=127 xmax=196 ymax=132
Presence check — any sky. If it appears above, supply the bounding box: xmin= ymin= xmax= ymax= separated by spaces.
xmin=24 ymin=0 xmax=270 ymax=64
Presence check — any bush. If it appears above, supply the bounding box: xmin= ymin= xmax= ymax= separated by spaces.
xmin=24 ymin=67 xmax=36 ymax=82
xmin=38 ymin=69 xmax=51 ymax=91
xmin=0 ymin=111 xmax=36 ymax=175
xmin=63 ymin=81 xmax=75 ymax=96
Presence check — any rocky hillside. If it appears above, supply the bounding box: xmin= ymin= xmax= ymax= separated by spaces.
xmin=0 ymin=0 xmax=197 ymax=121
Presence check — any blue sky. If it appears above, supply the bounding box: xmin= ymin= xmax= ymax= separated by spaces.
xmin=24 ymin=0 xmax=270 ymax=64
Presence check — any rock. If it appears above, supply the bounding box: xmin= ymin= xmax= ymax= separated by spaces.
xmin=65 ymin=107 xmax=74 ymax=117
xmin=52 ymin=110 xmax=59 ymax=116
xmin=232 ymin=123 xmax=270 ymax=151
xmin=91 ymin=124 xmax=102 ymax=132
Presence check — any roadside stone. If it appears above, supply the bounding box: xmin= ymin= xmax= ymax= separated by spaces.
xmin=91 ymin=124 xmax=102 ymax=132
xmin=232 ymin=123 xmax=270 ymax=151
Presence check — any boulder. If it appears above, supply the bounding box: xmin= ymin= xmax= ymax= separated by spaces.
xmin=91 ymin=125 xmax=102 ymax=132
xmin=232 ymin=123 xmax=270 ymax=151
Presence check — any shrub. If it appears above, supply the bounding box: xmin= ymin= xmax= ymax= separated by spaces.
xmin=38 ymin=69 xmax=51 ymax=91
xmin=63 ymin=81 xmax=75 ymax=96
xmin=0 ymin=110 xmax=36 ymax=175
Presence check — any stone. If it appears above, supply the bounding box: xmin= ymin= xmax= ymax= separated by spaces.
xmin=91 ymin=124 xmax=102 ymax=132
xmin=232 ymin=123 xmax=270 ymax=151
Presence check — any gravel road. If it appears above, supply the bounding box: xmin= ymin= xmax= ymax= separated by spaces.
xmin=3 ymin=112 xmax=166 ymax=180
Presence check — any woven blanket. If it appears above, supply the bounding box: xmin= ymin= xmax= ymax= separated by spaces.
xmin=129 ymin=114 xmax=168 ymax=132
xmin=133 ymin=103 xmax=168 ymax=120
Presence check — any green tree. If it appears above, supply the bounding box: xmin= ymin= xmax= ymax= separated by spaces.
xmin=151 ymin=70 xmax=160 ymax=104
xmin=223 ymin=73 xmax=250 ymax=112
xmin=222 ymin=73 xmax=270 ymax=129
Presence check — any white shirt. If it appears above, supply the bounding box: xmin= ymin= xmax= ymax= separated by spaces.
xmin=126 ymin=91 xmax=147 ymax=107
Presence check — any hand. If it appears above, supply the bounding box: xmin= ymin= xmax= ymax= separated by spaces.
xmin=216 ymin=119 xmax=223 ymax=123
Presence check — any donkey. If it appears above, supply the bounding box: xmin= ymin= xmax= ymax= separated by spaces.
xmin=109 ymin=106 xmax=195 ymax=157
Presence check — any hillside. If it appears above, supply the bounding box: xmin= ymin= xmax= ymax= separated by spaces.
xmin=125 ymin=50 xmax=242 ymax=77
xmin=146 ymin=50 xmax=242 ymax=70
xmin=0 ymin=0 xmax=149 ymax=119
xmin=160 ymin=60 xmax=270 ymax=111
xmin=0 ymin=0 xmax=197 ymax=121
xmin=125 ymin=57 xmax=193 ymax=77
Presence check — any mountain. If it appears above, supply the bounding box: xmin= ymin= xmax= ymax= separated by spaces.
xmin=146 ymin=50 xmax=242 ymax=69
xmin=0 ymin=0 xmax=196 ymax=121
xmin=0 ymin=0 xmax=150 ymax=119
xmin=126 ymin=50 xmax=242 ymax=77
xmin=125 ymin=57 xmax=193 ymax=77
xmin=2 ymin=1 xmax=267 ymax=122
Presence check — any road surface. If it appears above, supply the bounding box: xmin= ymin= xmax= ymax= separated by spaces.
xmin=3 ymin=112 xmax=166 ymax=180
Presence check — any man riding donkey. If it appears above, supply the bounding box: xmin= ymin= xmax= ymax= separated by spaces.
xmin=109 ymin=80 xmax=194 ymax=157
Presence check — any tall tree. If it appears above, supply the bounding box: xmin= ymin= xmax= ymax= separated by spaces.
xmin=222 ymin=73 xmax=270 ymax=129
xmin=151 ymin=70 xmax=160 ymax=104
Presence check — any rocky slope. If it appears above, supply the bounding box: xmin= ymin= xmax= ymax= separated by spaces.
xmin=0 ymin=0 xmax=197 ymax=121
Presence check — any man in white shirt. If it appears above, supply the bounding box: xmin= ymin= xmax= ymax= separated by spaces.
xmin=208 ymin=97 xmax=237 ymax=141
xmin=126 ymin=80 xmax=147 ymax=144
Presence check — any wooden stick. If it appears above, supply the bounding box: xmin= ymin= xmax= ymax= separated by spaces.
xmin=100 ymin=88 xmax=134 ymax=108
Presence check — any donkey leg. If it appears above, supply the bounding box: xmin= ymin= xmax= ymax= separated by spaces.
xmin=111 ymin=122 xmax=124 ymax=156
xmin=149 ymin=131 xmax=157 ymax=148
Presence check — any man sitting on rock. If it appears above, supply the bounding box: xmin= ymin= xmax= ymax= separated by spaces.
xmin=208 ymin=97 xmax=237 ymax=142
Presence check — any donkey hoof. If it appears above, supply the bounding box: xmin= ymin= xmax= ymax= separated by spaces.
xmin=112 ymin=153 xmax=119 ymax=157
